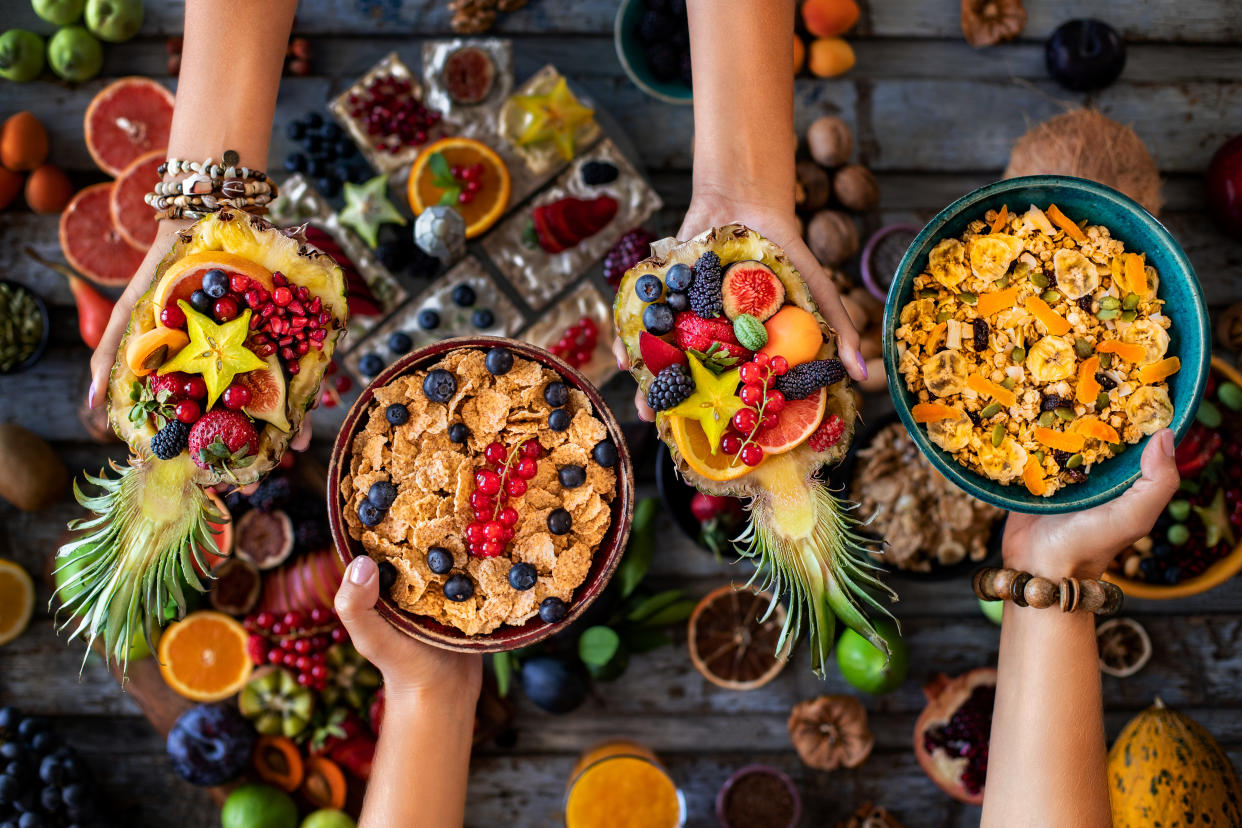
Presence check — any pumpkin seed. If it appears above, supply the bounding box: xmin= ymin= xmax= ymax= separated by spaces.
xmin=1167 ymin=523 xmax=1190 ymax=546
xmin=1218 ymin=382 xmax=1242 ymax=411
xmin=1033 ymin=449 xmax=1046 ymax=462
xmin=1111 ymin=442 xmax=1126 ymax=456
xmin=1167 ymin=499 xmax=1191 ymax=522
xmin=1099 ymin=352 xmax=1113 ymax=370
xmin=991 ymin=424 xmax=1005 ymax=447
xmin=1122 ymin=292 xmax=1140 ymax=310
xmin=1099 ymin=296 xmax=1121 ymax=310
xmin=1074 ymin=338 xmax=1093 ymax=358
xmin=1000 ymin=376 xmax=1016 ymax=390
xmin=959 ymin=291 xmax=977 ymax=305
xmin=1010 ymin=347 xmax=1026 ymax=362
xmin=1096 ymin=390 xmax=1111 ymax=409
xmin=1120 ymin=309 xmax=1137 ymax=322
xmin=1066 ymin=452 xmax=1084 ymax=469
xmin=1055 ymin=406 xmax=1074 ymax=422
xmin=1030 ymin=272 xmax=1049 ymax=288
xmin=935 ymin=309 xmax=952 ymax=323
xmin=995 ymin=274 xmax=1011 ymax=289
xmin=1097 ymin=308 xmax=1120 ymax=321
xmin=918 ymin=289 xmax=938 ymax=299
xmin=0 ymin=282 xmax=43 ymax=373
xmin=1039 ymin=411 xmax=1055 ymax=428
xmin=980 ymin=402 xmax=1002 ymax=419
xmin=1197 ymin=400 xmax=1223 ymax=429
xmin=1041 ymin=289 xmax=1061 ymax=304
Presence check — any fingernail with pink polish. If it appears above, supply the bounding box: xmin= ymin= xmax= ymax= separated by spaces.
xmin=349 ymin=556 xmax=376 ymax=585
xmin=856 ymin=352 xmax=868 ymax=381
xmin=88 ymin=381 xmax=96 ymax=409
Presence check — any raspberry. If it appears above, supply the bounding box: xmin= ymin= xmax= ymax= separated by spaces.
xmin=808 ymin=414 xmax=846 ymax=452
xmin=774 ymin=359 xmax=846 ymax=401
xmin=688 ymin=252 xmax=724 ymax=318
xmin=603 ymin=228 xmax=656 ymax=287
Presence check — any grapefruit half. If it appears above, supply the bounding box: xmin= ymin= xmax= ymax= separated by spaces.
xmin=754 ymin=387 xmax=828 ymax=455
xmin=59 ymin=183 xmax=147 ymax=286
xmin=111 ymin=149 xmax=165 ymax=251
xmin=84 ymin=77 xmax=174 ymax=177
xmin=152 ymin=251 xmax=276 ymax=323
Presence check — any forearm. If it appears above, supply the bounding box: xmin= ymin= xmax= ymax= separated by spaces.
xmin=359 ymin=688 xmax=477 ymax=828
xmin=982 ymin=604 xmax=1110 ymax=828
xmin=687 ymin=0 xmax=796 ymax=211
xmin=171 ymin=0 xmax=299 ymax=167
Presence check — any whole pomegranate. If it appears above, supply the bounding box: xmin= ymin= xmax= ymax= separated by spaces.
xmin=912 ymin=667 xmax=997 ymax=805
xmin=1206 ymin=134 xmax=1242 ymax=239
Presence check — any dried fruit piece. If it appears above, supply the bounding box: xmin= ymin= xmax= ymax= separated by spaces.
xmin=688 ymin=585 xmax=787 ymax=690
xmin=1138 ymin=356 xmax=1180 ymax=384
xmin=1022 ymin=456 xmax=1046 ymax=496
xmin=788 ymin=695 xmax=873 ymax=770
xmin=911 ymin=402 xmax=962 ymax=423
xmin=1045 ymin=203 xmax=1087 ymax=242
xmin=976 ymin=285 xmax=1019 ymax=316
xmin=1074 ymin=416 xmax=1120 ymax=444
xmin=1076 ymin=355 xmax=1102 ymax=404
xmin=1096 ymin=339 xmax=1147 ymax=364
xmin=961 ymin=0 xmax=1026 ymax=47
xmin=965 ymin=374 xmax=1016 ymax=408
xmin=1024 ymin=294 xmax=1071 ymax=336
xmin=1033 ymin=425 xmax=1085 ymax=453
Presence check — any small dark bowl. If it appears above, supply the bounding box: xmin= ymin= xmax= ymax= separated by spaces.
xmin=0 ymin=280 xmax=50 ymax=375
xmin=327 ymin=336 xmax=636 ymax=654
xmin=715 ymin=764 xmax=802 ymax=828
xmin=655 ymin=442 xmax=706 ymax=549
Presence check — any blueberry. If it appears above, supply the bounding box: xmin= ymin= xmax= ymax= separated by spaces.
xmin=448 ymin=423 xmax=470 ymax=443
xmin=377 ymin=560 xmax=398 ymax=592
xmin=417 ymin=308 xmax=441 ymax=330
xmin=642 ymin=302 xmax=674 ymax=335
xmin=580 ymin=161 xmax=619 ymax=186
xmin=0 ymin=775 xmax=19 ymax=805
xmin=385 ymin=403 xmax=409 ymax=426
xmin=558 ymin=465 xmax=586 ymax=488
xmin=1045 ymin=19 xmax=1126 ymax=92
xmin=0 ymin=744 xmax=21 ymax=762
xmin=508 ymin=562 xmax=537 ymax=591
xmin=18 ymin=813 xmax=42 ymax=828
xmin=189 ymin=290 xmax=213 ymax=315
xmin=593 ymin=438 xmax=618 ymax=467
xmin=1152 ymin=544 xmax=1173 ymax=559
xmin=317 ymin=176 xmax=341 ymax=197
xmin=422 ymin=369 xmax=457 ymax=403
xmin=358 ymin=500 xmax=384 ymax=527
xmin=306 ymin=157 xmax=326 ymax=178
xmin=451 ymin=284 xmax=476 ymax=307
xmin=664 ymin=263 xmax=692 ymax=291
xmin=0 ymin=707 xmax=20 ymax=732
xmin=335 ymin=140 xmax=357 ymax=158
xmin=306 ymin=134 xmax=325 ymax=155
xmin=368 ymin=480 xmax=398 ymax=510
xmin=520 ymin=655 xmax=585 ymax=714
xmin=472 ymin=308 xmax=495 ymax=329
xmin=485 ymin=347 xmax=514 ymax=375
xmin=548 ymin=408 xmax=571 ymax=432
xmin=61 ymin=784 xmax=89 ymax=810
xmin=444 ymin=574 xmax=474 ymax=602
xmin=387 ymin=331 xmax=413 ymax=354
xmin=320 ymin=122 xmax=344 ymax=141
xmin=286 ymin=121 xmax=306 ymax=141
xmin=538 ymin=596 xmax=567 ymax=623
xmin=635 ymin=274 xmax=664 ymax=303
xmin=547 ymin=507 xmax=572 ymax=535
xmin=1139 ymin=556 xmax=1159 ymax=579
xmin=1164 ymin=565 xmax=1182 ymax=584
xmin=39 ymin=786 xmax=60 ymax=812
xmin=359 ymin=353 xmax=384 ymax=377
xmin=16 ymin=718 xmax=46 ymax=740
xmin=544 ymin=381 xmax=569 ymax=407
xmin=320 ymin=144 xmax=339 ymax=163
xmin=306 ymin=112 xmax=324 ymax=128
xmin=376 ymin=240 xmax=412 ymax=273
xmin=201 ymin=270 xmax=227 ymax=300
xmin=38 ymin=756 xmax=62 ymax=786
xmin=427 ymin=547 xmax=453 ymax=574
xmin=666 ymin=291 xmax=688 ymax=313
xmin=283 ymin=152 xmax=307 ymax=173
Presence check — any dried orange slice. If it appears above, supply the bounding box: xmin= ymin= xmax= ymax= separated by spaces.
xmin=1076 ymin=356 xmax=1101 ymax=405
xmin=158 ymin=610 xmax=253 ymax=702
xmin=977 ymin=286 xmax=1019 ymax=317
xmin=1024 ymin=295 xmax=1071 ymax=336
xmin=0 ymin=559 xmax=34 ymax=647
xmin=688 ymin=585 xmax=788 ymax=690
xmin=912 ymin=402 xmax=962 ymax=423
xmin=966 ymin=374 xmax=1016 ymax=408
xmin=1022 ymin=457 xmax=1047 ymax=497
xmin=1033 ymin=426 xmax=1085 ymax=453
xmin=668 ymin=415 xmax=753 ymax=483
xmin=407 ymin=137 xmax=511 ymax=239
xmin=1074 ymin=416 xmax=1121 ymax=444
xmin=1096 ymin=340 xmax=1146 ymax=364
xmin=1138 ymin=356 xmax=1181 ymax=384
xmin=1046 ymin=204 xmax=1086 ymax=242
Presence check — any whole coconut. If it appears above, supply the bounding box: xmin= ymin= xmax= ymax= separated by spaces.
xmin=806 ymin=210 xmax=859 ymax=267
xmin=806 ymin=116 xmax=853 ymax=168
xmin=0 ymin=423 xmax=69 ymax=511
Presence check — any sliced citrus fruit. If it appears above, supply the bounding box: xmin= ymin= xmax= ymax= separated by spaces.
xmin=668 ymin=414 xmax=753 ymax=483
xmin=84 ymin=77 xmax=174 ymax=177
xmin=688 ymin=585 xmax=787 ymax=690
xmin=110 ymin=148 xmax=165 ymax=251
xmin=407 ymin=136 xmax=511 ymax=239
xmin=0 ymin=559 xmax=35 ymax=647
xmin=59 ymin=182 xmax=146 ymax=287
xmin=754 ymin=387 xmax=827 ymax=455
xmin=158 ymin=610 xmax=254 ymax=702
xmin=1097 ymin=617 xmax=1152 ymax=678
xmin=153 ymin=251 xmax=275 ymax=324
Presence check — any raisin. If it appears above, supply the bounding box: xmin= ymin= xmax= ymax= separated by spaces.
xmin=1095 ymin=372 xmax=1118 ymax=390
xmin=1077 ymin=295 xmax=1093 ymax=313
xmin=972 ymin=318 xmax=989 ymax=351
xmin=966 ymin=409 xmax=982 ymax=427
xmin=1065 ymin=469 xmax=1088 ymax=484
xmin=1053 ymin=449 xmax=1072 ymax=467
xmin=1046 ymin=270 xmax=1058 ymax=287
xmin=1041 ymin=394 xmax=1067 ymax=412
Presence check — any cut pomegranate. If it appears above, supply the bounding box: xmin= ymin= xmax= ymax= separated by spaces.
xmin=913 ymin=668 xmax=997 ymax=805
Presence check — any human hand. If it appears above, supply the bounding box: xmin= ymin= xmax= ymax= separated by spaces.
xmin=335 ymin=556 xmax=483 ymax=705
xmin=1002 ymin=429 xmax=1179 ymax=580
xmin=611 ymin=191 xmax=865 ymax=421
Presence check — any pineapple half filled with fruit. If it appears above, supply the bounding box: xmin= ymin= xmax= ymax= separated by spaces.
xmin=56 ymin=208 xmax=347 ymax=674
xmin=615 ymin=225 xmax=897 ymax=672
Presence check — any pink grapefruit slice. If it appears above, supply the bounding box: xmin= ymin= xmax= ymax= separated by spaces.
xmin=59 ymin=183 xmax=147 ymax=287
xmin=111 ymin=149 xmax=165 ymax=251
xmin=84 ymin=77 xmax=174 ymax=177
xmin=754 ymin=387 xmax=828 ymax=455
xmin=152 ymin=251 xmax=276 ymax=325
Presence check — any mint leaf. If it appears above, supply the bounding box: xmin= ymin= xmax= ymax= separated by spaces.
xmin=427 ymin=151 xmax=453 ymax=185
xmin=437 ymin=187 xmax=461 ymax=207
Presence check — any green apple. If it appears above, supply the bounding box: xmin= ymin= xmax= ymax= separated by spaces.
xmin=0 ymin=30 xmax=45 ymax=82
xmin=47 ymin=26 xmax=102 ymax=82
xmin=835 ymin=619 xmax=909 ymax=695
xmin=978 ymin=598 xmax=1004 ymax=626
xmin=301 ymin=810 xmax=356 ymax=828
xmin=84 ymin=0 xmax=143 ymax=43
xmin=222 ymin=785 xmax=297 ymax=828
xmin=32 ymin=0 xmax=85 ymax=26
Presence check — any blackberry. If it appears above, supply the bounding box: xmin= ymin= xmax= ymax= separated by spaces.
xmin=972 ymin=318 xmax=989 ymax=351
xmin=150 ymin=420 xmax=191 ymax=460
xmin=581 ymin=161 xmax=619 ymax=186
xmin=774 ymin=359 xmax=846 ymax=400
xmin=603 ymin=228 xmax=655 ymax=287
xmin=1095 ymin=372 xmax=1118 ymax=391
xmin=248 ymin=475 xmax=293 ymax=512
xmin=646 ymin=364 xmax=695 ymax=411
xmin=688 ymin=252 xmax=724 ymax=318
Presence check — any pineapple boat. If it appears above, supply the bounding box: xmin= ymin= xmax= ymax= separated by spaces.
xmin=56 ymin=208 xmax=347 ymax=673
xmin=615 ymin=225 xmax=897 ymax=672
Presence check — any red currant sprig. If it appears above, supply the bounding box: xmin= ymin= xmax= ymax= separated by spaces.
xmin=548 ymin=316 xmax=599 ymax=369
xmin=722 ymin=353 xmax=789 ymax=468
xmin=244 ymin=608 xmax=347 ymax=690
xmin=465 ymin=438 xmax=541 ymax=557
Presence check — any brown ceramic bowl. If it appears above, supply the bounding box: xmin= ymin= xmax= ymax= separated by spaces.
xmin=327 ymin=336 xmax=635 ymax=653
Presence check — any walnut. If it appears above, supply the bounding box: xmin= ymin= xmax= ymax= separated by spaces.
xmin=1217 ymin=302 xmax=1242 ymax=351
xmin=961 ymin=0 xmax=1026 ymax=47
xmin=787 ymin=695 xmax=874 ymax=771
xmin=806 ymin=115 xmax=853 ymax=168
xmin=833 ymin=164 xmax=879 ymax=212
xmin=837 ymin=802 xmax=904 ymax=828
xmin=450 ymin=0 xmax=497 ymax=33
xmin=796 ymin=161 xmax=832 ymax=212
xmin=805 ymin=210 xmax=859 ymax=267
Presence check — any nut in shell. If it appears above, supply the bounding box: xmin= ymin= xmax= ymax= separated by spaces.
xmin=1216 ymin=302 xmax=1242 ymax=351
xmin=796 ymin=160 xmax=832 ymax=211
xmin=806 ymin=209 xmax=859 ymax=267
xmin=806 ymin=115 xmax=854 ymax=168
xmin=833 ymin=164 xmax=879 ymax=212
xmin=787 ymin=694 xmax=874 ymax=771
xmin=961 ymin=0 xmax=1027 ymax=47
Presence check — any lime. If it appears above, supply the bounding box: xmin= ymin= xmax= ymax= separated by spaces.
xmin=978 ymin=598 xmax=1004 ymax=626
xmin=835 ymin=619 xmax=908 ymax=695
xmin=302 ymin=810 xmax=357 ymax=828
xmin=222 ymin=784 xmax=298 ymax=828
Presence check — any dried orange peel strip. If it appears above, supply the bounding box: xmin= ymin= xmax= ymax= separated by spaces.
xmin=966 ymin=374 xmax=1016 ymax=408
xmin=1138 ymin=356 xmax=1180 ymax=384
xmin=912 ymin=402 xmax=962 ymax=423
xmin=1076 ymin=355 xmax=1101 ymax=405
xmin=1022 ymin=456 xmax=1047 ymax=496
xmin=990 ymin=205 xmax=1009 ymax=234
xmin=977 ymin=286 xmax=1019 ymax=317
xmin=1074 ymin=416 xmax=1121 ymax=444
xmin=1024 ymin=295 xmax=1071 ymax=336
xmin=1125 ymin=252 xmax=1147 ymax=296
xmin=1034 ymin=426 xmax=1086 ymax=453
xmin=1046 ymin=204 xmax=1087 ymax=242
xmin=1096 ymin=340 xmax=1146 ymax=363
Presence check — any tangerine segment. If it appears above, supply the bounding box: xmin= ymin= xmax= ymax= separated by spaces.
xmin=989 ymin=205 xmax=1009 ymax=234
xmin=912 ymin=402 xmax=961 ymax=423
xmin=1046 ymin=204 xmax=1086 ymax=242
xmin=153 ymin=251 xmax=275 ymax=323
xmin=1124 ymin=252 xmax=1147 ymax=296
xmin=1138 ymin=356 xmax=1180 ymax=384
xmin=1024 ymin=295 xmax=1070 ymax=336
xmin=1022 ymin=457 xmax=1047 ymax=497
xmin=668 ymin=415 xmax=753 ymax=482
xmin=1074 ymin=416 xmax=1121 ymax=444
xmin=1096 ymin=340 xmax=1146 ymax=364
xmin=977 ymin=286 xmax=1019 ymax=317
xmin=157 ymin=610 xmax=253 ymax=702
xmin=966 ymin=374 xmax=1016 ymax=408
xmin=407 ymin=137 xmax=511 ymax=239
xmin=1033 ymin=426 xmax=1085 ymax=453
xmin=753 ymin=387 xmax=827 ymax=455
xmin=1076 ymin=355 xmax=1101 ymax=405
xmin=0 ymin=559 xmax=35 ymax=647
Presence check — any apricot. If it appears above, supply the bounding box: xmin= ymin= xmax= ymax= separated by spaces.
xmin=24 ymin=164 xmax=73 ymax=214
xmin=124 ymin=325 xmax=189 ymax=377
xmin=793 ymin=35 xmax=806 ymax=74
xmin=808 ymin=37 xmax=856 ymax=78
xmin=760 ymin=306 xmax=823 ymax=367
xmin=1 ymin=111 xmax=50 ymax=172
xmin=0 ymin=167 xmax=21 ymax=210
xmin=802 ymin=0 xmax=860 ymax=38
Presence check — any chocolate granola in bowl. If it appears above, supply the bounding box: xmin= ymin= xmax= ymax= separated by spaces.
xmin=332 ymin=340 xmax=630 ymax=645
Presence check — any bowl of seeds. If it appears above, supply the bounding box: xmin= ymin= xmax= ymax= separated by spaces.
xmin=0 ymin=281 xmax=49 ymax=375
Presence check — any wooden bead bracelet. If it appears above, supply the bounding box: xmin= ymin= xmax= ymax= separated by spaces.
xmin=147 ymin=149 xmax=277 ymax=221
xmin=972 ymin=567 xmax=1123 ymax=616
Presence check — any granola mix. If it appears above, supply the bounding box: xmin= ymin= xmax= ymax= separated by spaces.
xmin=340 ymin=347 xmax=617 ymax=635
xmin=895 ymin=203 xmax=1179 ymax=497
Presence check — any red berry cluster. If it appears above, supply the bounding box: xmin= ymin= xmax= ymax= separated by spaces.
xmin=808 ymin=413 xmax=846 ymax=452
xmin=146 ymin=371 xmax=253 ymax=427
xmin=344 ymin=74 xmax=441 ymax=153
xmin=465 ymin=439 xmax=542 ymax=557
xmin=449 ymin=162 xmax=487 ymax=206
xmin=548 ymin=316 xmax=598 ymax=368
xmin=245 ymin=273 xmax=333 ymax=376
xmin=719 ymin=353 xmax=789 ymax=468
xmin=244 ymin=608 xmax=348 ymax=690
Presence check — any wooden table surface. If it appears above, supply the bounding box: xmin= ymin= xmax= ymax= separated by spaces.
xmin=3 ymin=1 xmax=1242 ymax=825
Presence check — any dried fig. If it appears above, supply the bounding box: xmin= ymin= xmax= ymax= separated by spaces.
xmin=788 ymin=694 xmax=874 ymax=771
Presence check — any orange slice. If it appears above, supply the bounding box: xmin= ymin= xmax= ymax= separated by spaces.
xmin=1033 ymin=426 xmax=1085 ymax=453
xmin=1022 ymin=457 xmax=1047 ymax=496
xmin=966 ymin=374 xmax=1016 ymax=408
xmin=1096 ymin=340 xmax=1146 ymax=364
xmin=1076 ymin=355 xmax=1101 ymax=405
xmin=912 ymin=402 xmax=962 ymax=423
xmin=926 ymin=321 xmax=947 ymax=353
xmin=1046 ymin=204 xmax=1086 ymax=242
xmin=1074 ymin=416 xmax=1121 ymax=444
xmin=1024 ymin=295 xmax=1070 ymax=336
xmin=1138 ymin=357 xmax=1180 ymax=384
xmin=754 ymin=387 xmax=827 ymax=455
xmin=669 ymin=414 xmax=753 ymax=482
xmin=1124 ymin=252 xmax=1147 ymax=296
xmin=989 ymin=205 xmax=1009 ymax=234
xmin=407 ymin=136 xmax=511 ymax=239
xmin=153 ymin=251 xmax=275 ymax=324
xmin=977 ymin=286 xmax=1019 ymax=317
xmin=0 ymin=559 xmax=34 ymax=647
xmin=157 ymin=610 xmax=253 ymax=702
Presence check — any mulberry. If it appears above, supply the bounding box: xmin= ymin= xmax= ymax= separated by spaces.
xmin=149 ymin=420 xmax=190 ymax=460
xmin=646 ymin=364 xmax=695 ymax=411
xmin=688 ymin=251 xmax=724 ymax=318
xmin=774 ymin=359 xmax=846 ymax=400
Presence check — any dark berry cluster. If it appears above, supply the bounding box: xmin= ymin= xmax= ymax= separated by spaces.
xmin=921 ymin=684 xmax=995 ymax=797
xmin=603 ymin=227 xmax=656 ymax=288
xmin=688 ymin=251 xmax=724 ymax=318
xmin=634 ymin=0 xmax=691 ymax=86
xmin=284 ymin=111 xmax=368 ymax=199
xmin=0 ymin=707 xmax=103 ymax=827
xmin=548 ymin=317 xmax=599 ymax=368
xmin=645 ymin=364 xmax=695 ymax=411
xmin=773 ymin=358 xmax=846 ymax=401
xmin=150 ymin=419 xmax=191 ymax=460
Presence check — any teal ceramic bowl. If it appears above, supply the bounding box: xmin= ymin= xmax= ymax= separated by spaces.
xmin=882 ymin=176 xmax=1210 ymax=514
xmin=614 ymin=0 xmax=693 ymax=105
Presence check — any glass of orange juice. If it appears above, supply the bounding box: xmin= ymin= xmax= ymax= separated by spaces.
xmin=563 ymin=741 xmax=685 ymax=828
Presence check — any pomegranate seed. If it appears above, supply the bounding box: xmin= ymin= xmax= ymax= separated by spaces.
xmin=279 ymin=335 xmax=294 ymax=346
xmin=260 ymin=303 xmax=276 ymax=318
xmin=273 ymin=273 xmax=288 ymax=286
xmin=273 ymin=286 xmax=292 ymax=306
xmin=309 ymin=297 xmax=322 ymax=313
xmin=289 ymin=301 xmax=305 ymax=315
xmin=296 ymin=286 xmax=309 ymax=301
xmin=310 ymin=329 xmax=327 ymax=342
xmin=267 ymin=648 xmax=283 ymax=665
xmin=287 ymin=362 xmax=300 ymax=375
xmin=249 ymin=314 xmax=262 ymax=330
xmin=296 ymin=340 xmax=309 ymax=355
xmin=229 ymin=273 xmax=250 ymax=292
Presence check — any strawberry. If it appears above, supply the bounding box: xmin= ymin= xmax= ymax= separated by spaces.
xmin=808 ymin=413 xmax=846 ymax=452
xmin=147 ymin=371 xmax=187 ymax=400
xmin=690 ymin=492 xmax=743 ymax=525
xmin=639 ymin=331 xmax=688 ymax=375
xmin=187 ymin=409 xmax=259 ymax=471
xmin=672 ymin=312 xmax=753 ymax=361
xmin=586 ymin=194 xmax=618 ymax=229
xmin=543 ymin=201 xmax=582 ymax=248
xmin=531 ymin=206 xmax=566 ymax=253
